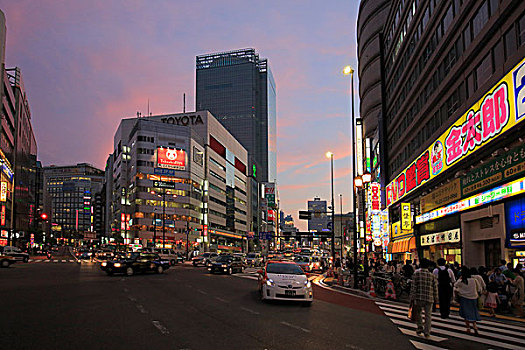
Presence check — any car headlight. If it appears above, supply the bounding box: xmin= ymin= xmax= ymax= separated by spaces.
xmin=114 ymin=263 xmax=121 ymax=268
xmin=101 ymin=262 xmax=107 ymax=267
xmin=222 ymin=264 xmax=227 ymax=268
xmin=88 ymin=252 xmax=92 ymax=256
xmin=305 ymin=280 xmax=311 ymax=288
xmin=266 ymin=279 xmax=275 ymax=286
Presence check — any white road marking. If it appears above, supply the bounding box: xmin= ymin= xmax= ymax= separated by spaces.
xmin=215 ymin=297 xmax=228 ymax=303
xmin=240 ymin=307 xmax=260 ymax=315
xmin=410 ymin=340 xmax=448 ymax=350
xmin=44 ymin=260 xmax=50 ymax=262
xmin=197 ymin=289 xmax=208 ymax=295
xmin=53 ymin=260 xmax=58 ymax=263
xmin=152 ymin=320 xmax=169 ymax=335
xmin=280 ymin=321 xmax=311 ymax=333
xmin=231 ymin=274 xmax=259 ymax=281
xmin=399 ymin=328 xmax=447 ymax=342
xmin=69 ymin=260 xmax=74 ymax=263
xmin=127 ymin=295 xmax=137 ymax=302
xmin=136 ymin=304 xmax=148 ymax=314
xmin=62 ymin=260 xmax=66 ymax=263
xmin=28 ymin=259 xmax=34 ymax=262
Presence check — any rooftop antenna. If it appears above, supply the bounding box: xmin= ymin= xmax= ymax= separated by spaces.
xmin=183 ymin=93 xmax=186 ymax=113
xmin=147 ymin=98 xmax=150 ymax=117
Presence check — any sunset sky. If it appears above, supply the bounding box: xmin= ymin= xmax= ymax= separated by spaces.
xmin=1 ymin=0 xmax=360 ymax=230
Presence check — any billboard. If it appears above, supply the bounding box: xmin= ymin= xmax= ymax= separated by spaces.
xmin=401 ymin=203 xmax=412 ymax=231
xmin=386 ymin=57 xmax=525 ymax=207
xmin=156 ymin=147 xmax=186 ymax=170
xmin=0 ymin=182 xmax=6 ymax=202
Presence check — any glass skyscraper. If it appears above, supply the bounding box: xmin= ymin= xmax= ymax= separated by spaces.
xmin=196 ymin=48 xmax=276 ymax=184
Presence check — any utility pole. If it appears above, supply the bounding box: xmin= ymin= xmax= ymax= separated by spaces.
xmin=186 ymin=221 xmax=189 ymax=260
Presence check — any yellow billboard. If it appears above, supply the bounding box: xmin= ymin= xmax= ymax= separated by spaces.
xmin=386 ymin=56 xmax=525 ymax=207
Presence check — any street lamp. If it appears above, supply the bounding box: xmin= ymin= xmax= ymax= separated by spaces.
xmin=344 ymin=65 xmax=359 ymax=288
xmin=339 ymin=194 xmax=343 ymax=259
xmin=326 ymin=151 xmax=335 ymax=260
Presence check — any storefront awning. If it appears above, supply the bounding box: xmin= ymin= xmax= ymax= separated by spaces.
xmin=391 ymin=237 xmax=416 ymax=253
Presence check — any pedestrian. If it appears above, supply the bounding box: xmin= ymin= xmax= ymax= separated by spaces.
xmin=402 ymin=260 xmax=415 ymax=279
xmin=503 ymin=262 xmax=516 ymax=280
xmin=409 ymin=258 xmax=438 ymax=338
xmin=454 ymin=267 xmax=482 ymax=334
xmin=489 ymin=268 xmax=507 ymax=286
xmin=479 ymin=266 xmax=489 ymax=286
xmin=470 ymin=267 xmax=486 ymax=310
xmin=433 ymin=258 xmax=455 ymax=319
xmin=510 ymin=267 xmax=524 ymax=317
xmin=485 ymin=281 xmax=500 ymax=317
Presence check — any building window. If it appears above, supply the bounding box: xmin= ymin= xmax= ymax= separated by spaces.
xmin=504 ymin=26 xmax=517 ymax=59
xmin=492 ymin=39 xmax=504 ymax=70
xmin=476 ymin=53 xmax=493 ymax=89
xmin=472 ymin=1 xmax=489 ymax=39
xmin=519 ymin=13 xmax=525 ymax=46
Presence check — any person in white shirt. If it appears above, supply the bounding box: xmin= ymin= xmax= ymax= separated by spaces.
xmin=454 ymin=267 xmax=482 ymax=334
xmin=433 ymin=258 xmax=456 ymax=319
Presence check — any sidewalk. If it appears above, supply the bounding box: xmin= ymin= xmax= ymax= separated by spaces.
xmin=320 ymin=275 xmax=525 ymax=324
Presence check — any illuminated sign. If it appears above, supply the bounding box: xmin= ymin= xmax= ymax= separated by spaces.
xmin=160 ymin=114 xmax=204 ymax=126
xmin=0 ymin=182 xmax=7 ymax=202
xmin=1 ymin=205 xmax=5 ymax=226
xmin=417 ymin=176 xmax=525 ymax=224
xmin=356 ymin=119 xmax=364 ymax=175
xmin=420 ymin=179 xmax=461 ymax=213
xmin=420 ymin=229 xmax=460 ymax=246
xmin=505 ymin=196 xmax=525 ymax=248
xmin=401 ymin=203 xmax=412 ymax=231
xmin=370 ymin=182 xmax=381 ymax=211
xmin=264 ymin=183 xmax=276 ymax=208
xmin=387 ymin=57 xmax=525 ymax=207
xmin=153 ymin=180 xmax=177 ymax=189
xmin=156 ymin=148 xmax=186 ymax=170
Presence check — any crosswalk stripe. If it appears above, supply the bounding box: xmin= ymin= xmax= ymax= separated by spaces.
xmin=69 ymin=260 xmax=74 ymax=263
xmin=409 ymin=340 xmax=448 ymax=350
xmin=62 ymin=260 xmax=66 ymax=263
xmin=44 ymin=260 xmax=50 ymax=262
xmin=398 ymin=328 xmax=447 ymax=342
xmin=28 ymin=259 xmax=34 ymax=262
xmin=382 ymin=307 xmax=525 ymax=337
xmin=53 ymin=260 xmax=58 ymax=263
xmin=377 ymin=301 xmax=525 ymax=332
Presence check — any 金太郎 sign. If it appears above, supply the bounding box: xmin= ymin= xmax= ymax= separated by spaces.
xmin=386 ymin=57 xmax=525 ymax=207
xmin=156 ymin=148 xmax=186 ymax=170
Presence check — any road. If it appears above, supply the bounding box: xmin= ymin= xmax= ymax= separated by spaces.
xmin=1 ymin=258 xmax=523 ymax=350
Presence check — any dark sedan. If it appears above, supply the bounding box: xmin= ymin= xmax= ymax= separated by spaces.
xmin=208 ymin=255 xmax=244 ymax=274
xmin=100 ymin=252 xmax=170 ymax=276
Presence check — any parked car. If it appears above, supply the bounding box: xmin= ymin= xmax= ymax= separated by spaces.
xmin=246 ymin=252 xmax=264 ymax=267
xmin=0 ymin=253 xmax=16 ymax=267
xmin=208 ymin=254 xmax=244 ymax=274
xmin=100 ymin=252 xmax=170 ymax=276
xmin=0 ymin=246 xmax=29 ymax=263
xmin=192 ymin=252 xmax=218 ymax=266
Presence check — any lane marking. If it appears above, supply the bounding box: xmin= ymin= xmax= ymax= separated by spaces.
xmin=123 ymin=288 xmax=129 ymax=293
xmin=231 ymin=274 xmax=259 ymax=281
xmin=136 ymin=304 xmax=148 ymax=314
xmin=410 ymin=340 xmax=448 ymax=350
xmin=69 ymin=260 xmax=74 ymax=263
xmin=215 ymin=297 xmax=228 ymax=303
xmin=62 ymin=260 xmax=66 ymax=263
xmin=197 ymin=289 xmax=208 ymax=295
xmin=240 ymin=307 xmax=260 ymax=315
xmin=152 ymin=320 xmax=169 ymax=335
xmin=280 ymin=321 xmax=311 ymax=333
xmin=44 ymin=260 xmax=50 ymax=262
xmin=127 ymin=295 xmax=137 ymax=302
xmin=53 ymin=260 xmax=58 ymax=263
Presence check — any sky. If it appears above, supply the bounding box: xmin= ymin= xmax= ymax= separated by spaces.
xmin=0 ymin=0 xmax=360 ymax=231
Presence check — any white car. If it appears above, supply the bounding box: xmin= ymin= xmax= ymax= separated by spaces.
xmin=258 ymin=261 xmax=313 ymax=306
xmin=153 ymin=248 xmax=179 ymax=266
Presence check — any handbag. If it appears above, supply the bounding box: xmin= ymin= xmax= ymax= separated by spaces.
xmin=408 ymin=301 xmax=416 ymax=321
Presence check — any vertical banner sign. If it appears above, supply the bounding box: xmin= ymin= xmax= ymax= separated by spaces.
xmin=356 ymin=119 xmax=364 ymax=175
xmin=386 ymin=57 xmax=525 ymax=207
xmin=0 ymin=205 xmax=5 ymax=226
xmin=121 ymin=213 xmax=126 ymax=230
xmin=0 ymin=182 xmax=6 ymax=202
xmin=401 ymin=203 xmax=412 ymax=231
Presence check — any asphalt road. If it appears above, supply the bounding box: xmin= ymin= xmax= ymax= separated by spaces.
xmin=0 ymin=260 xmax=412 ymax=350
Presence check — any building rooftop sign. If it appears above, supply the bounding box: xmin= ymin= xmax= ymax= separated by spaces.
xmin=386 ymin=57 xmax=525 ymax=207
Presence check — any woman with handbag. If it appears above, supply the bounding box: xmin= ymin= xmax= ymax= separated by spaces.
xmin=454 ymin=267 xmax=482 ymax=334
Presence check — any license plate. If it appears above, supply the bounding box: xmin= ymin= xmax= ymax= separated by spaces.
xmin=285 ymin=290 xmax=296 ymax=296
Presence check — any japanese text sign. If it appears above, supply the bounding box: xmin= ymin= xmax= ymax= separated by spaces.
xmin=0 ymin=182 xmax=6 ymax=202
xmin=401 ymin=203 xmax=412 ymax=231
xmin=420 ymin=229 xmax=460 ymax=246
xmin=387 ymin=57 xmax=525 ymax=207
xmin=370 ymin=182 xmax=381 ymax=211
xmin=156 ymin=147 xmax=186 ymax=170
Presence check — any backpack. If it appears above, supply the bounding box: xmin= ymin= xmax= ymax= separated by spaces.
xmin=438 ymin=267 xmax=451 ymax=287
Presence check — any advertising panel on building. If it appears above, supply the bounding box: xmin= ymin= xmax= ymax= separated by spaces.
xmin=386 ymin=57 xmax=525 ymax=207
xmin=156 ymin=147 xmax=186 ymax=170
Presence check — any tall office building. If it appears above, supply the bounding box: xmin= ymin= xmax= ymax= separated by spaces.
xmin=358 ymin=0 xmax=525 ymax=266
xmin=43 ymin=164 xmax=105 ymax=242
xmin=196 ymin=48 xmax=277 ymax=238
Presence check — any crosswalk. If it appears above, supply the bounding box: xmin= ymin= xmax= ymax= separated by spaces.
xmin=28 ymin=259 xmax=78 ymax=263
xmin=232 ymin=272 xmax=259 ymax=280
xmin=376 ymin=301 xmax=525 ymax=350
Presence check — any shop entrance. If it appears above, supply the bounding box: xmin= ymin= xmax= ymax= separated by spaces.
xmin=484 ymin=239 xmax=501 ymax=267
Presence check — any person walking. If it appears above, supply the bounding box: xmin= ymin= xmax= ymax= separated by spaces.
xmin=454 ymin=267 xmax=482 ymax=334
xmin=410 ymin=259 xmax=438 ymax=338
xmin=403 ymin=260 xmax=415 ymax=279
xmin=511 ymin=267 xmax=524 ymax=317
xmin=433 ymin=258 xmax=455 ymax=319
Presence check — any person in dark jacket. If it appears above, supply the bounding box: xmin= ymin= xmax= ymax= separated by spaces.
xmin=432 ymin=258 xmax=455 ymax=319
